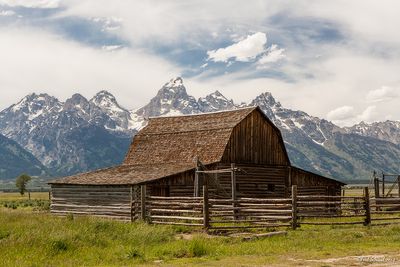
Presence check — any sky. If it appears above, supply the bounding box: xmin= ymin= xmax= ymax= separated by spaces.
xmin=0 ymin=0 xmax=400 ymax=126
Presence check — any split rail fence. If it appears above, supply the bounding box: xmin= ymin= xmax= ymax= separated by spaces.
xmin=133 ymin=185 xmax=400 ymax=231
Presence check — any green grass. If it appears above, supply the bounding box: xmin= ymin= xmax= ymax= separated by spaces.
xmin=0 ymin=192 xmax=50 ymax=201
xmin=1 ymin=209 xmax=400 ymax=266
xmin=0 ymin=192 xmax=50 ymax=211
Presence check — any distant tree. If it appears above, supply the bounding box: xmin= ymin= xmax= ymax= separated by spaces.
xmin=15 ymin=174 xmax=31 ymax=195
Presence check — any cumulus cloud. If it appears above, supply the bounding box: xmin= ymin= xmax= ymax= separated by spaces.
xmin=0 ymin=0 xmax=60 ymax=8
xmin=358 ymin=105 xmax=377 ymax=122
xmin=207 ymin=32 xmax=267 ymax=63
xmin=326 ymin=105 xmax=378 ymax=126
xmin=326 ymin=106 xmax=355 ymax=121
xmin=366 ymin=86 xmax=399 ymax=103
xmin=257 ymin=44 xmax=286 ymax=66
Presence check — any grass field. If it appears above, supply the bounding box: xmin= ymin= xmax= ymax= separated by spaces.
xmin=1 ymin=191 xmax=400 ymax=266
xmin=0 ymin=191 xmax=50 ymax=201
xmin=1 ymin=208 xmax=400 ymax=266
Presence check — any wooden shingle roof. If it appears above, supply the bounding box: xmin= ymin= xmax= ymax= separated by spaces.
xmin=49 ymin=107 xmax=256 ymax=185
xmin=123 ymin=107 xmax=256 ymax=166
xmin=49 ymin=163 xmax=195 ymax=185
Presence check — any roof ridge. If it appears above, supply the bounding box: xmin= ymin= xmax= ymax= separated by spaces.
xmin=148 ymin=106 xmax=257 ymax=119
xmin=136 ymin=126 xmax=233 ymax=136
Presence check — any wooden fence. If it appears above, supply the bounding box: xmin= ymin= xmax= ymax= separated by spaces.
xmin=132 ymin=186 xmax=400 ymax=230
xmin=370 ymin=197 xmax=400 ymax=225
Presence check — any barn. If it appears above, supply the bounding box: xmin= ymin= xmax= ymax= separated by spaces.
xmin=49 ymin=107 xmax=345 ymax=220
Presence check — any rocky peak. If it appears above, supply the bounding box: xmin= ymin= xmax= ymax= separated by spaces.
xmin=10 ymin=93 xmax=60 ymax=113
xmin=249 ymin=92 xmax=282 ymax=120
xmin=346 ymin=120 xmax=400 ymax=144
xmin=251 ymin=92 xmax=282 ymax=109
xmin=64 ymin=94 xmax=90 ymax=111
xmin=198 ymin=90 xmax=236 ymax=112
xmin=165 ymin=77 xmax=183 ymax=87
xmin=135 ymin=77 xmax=199 ymax=117
xmin=91 ymin=90 xmax=118 ymax=105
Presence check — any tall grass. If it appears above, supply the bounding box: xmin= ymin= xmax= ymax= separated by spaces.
xmin=1 ymin=209 xmax=400 ymax=266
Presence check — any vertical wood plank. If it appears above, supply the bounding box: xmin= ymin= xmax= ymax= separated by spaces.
xmin=130 ymin=185 xmax=133 ymax=222
xmin=231 ymin=163 xmax=237 ymax=220
xmin=141 ymin=185 xmax=147 ymax=221
xmin=194 ymin=166 xmax=200 ymax=197
xmin=203 ymin=185 xmax=209 ymax=230
xmin=291 ymin=185 xmax=298 ymax=230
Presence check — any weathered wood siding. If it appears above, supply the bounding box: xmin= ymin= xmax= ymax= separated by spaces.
xmin=221 ymin=110 xmax=289 ymax=165
xmin=51 ymin=185 xmax=132 ymax=220
xmin=145 ymin=170 xmax=195 ymax=197
xmin=210 ymin=164 xmax=288 ymax=198
xmin=145 ymin=163 xmax=289 ymax=198
xmin=291 ymin=167 xmax=342 ymax=196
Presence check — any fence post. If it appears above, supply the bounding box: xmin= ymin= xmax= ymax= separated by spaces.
xmin=374 ymin=178 xmax=380 ymax=198
xmin=291 ymin=185 xmax=298 ymax=230
xmin=203 ymin=185 xmax=210 ymax=230
xmin=364 ymin=187 xmax=371 ymax=226
xmin=141 ymin=185 xmax=147 ymax=221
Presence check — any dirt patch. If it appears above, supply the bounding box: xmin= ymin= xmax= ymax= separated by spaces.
xmin=289 ymin=254 xmax=400 ymax=266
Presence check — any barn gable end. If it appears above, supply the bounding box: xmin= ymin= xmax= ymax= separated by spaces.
xmin=221 ymin=108 xmax=290 ymax=165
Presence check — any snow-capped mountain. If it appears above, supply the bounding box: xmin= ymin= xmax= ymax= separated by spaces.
xmin=135 ymin=77 xmax=200 ymax=118
xmin=1 ymin=76 xmax=400 ymax=181
xmin=198 ymin=90 xmax=236 ymax=113
xmin=345 ymin=121 xmax=400 ymax=145
xmin=0 ymin=92 xmax=133 ymax=176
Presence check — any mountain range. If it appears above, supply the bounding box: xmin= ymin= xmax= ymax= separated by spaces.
xmin=1 ymin=77 xmax=400 ymax=182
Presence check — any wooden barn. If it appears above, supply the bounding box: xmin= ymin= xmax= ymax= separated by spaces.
xmin=49 ymin=107 xmax=345 ymax=220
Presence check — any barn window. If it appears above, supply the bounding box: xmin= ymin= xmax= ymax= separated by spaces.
xmin=267 ymin=184 xmax=275 ymax=192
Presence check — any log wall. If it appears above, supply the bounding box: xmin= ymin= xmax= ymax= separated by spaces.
xmin=50 ymin=184 xmax=132 ymax=221
xmin=291 ymin=167 xmax=342 ymax=196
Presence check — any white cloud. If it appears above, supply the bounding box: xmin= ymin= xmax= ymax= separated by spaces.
xmin=0 ymin=26 xmax=180 ymax=110
xmin=326 ymin=105 xmax=378 ymax=126
xmin=366 ymin=86 xmax=399 ymax=103
xmin=0 ymin=0 xmax=60 ymax=8
xmin=0 ymin=10 xmax=15 ymax=16
xmin=207 ymin=32 xmax=267 ymax=63
xmin=358 ymin=105 xmax=377 ymax=122
xmin=257 ymin=44 xmax=286 ymax=66
xmin=327 ymin=106 xmax=355 ymax=121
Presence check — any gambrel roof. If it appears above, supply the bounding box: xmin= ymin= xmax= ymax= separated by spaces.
xmin=49 ymin=107 xmax=290 ymax=185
